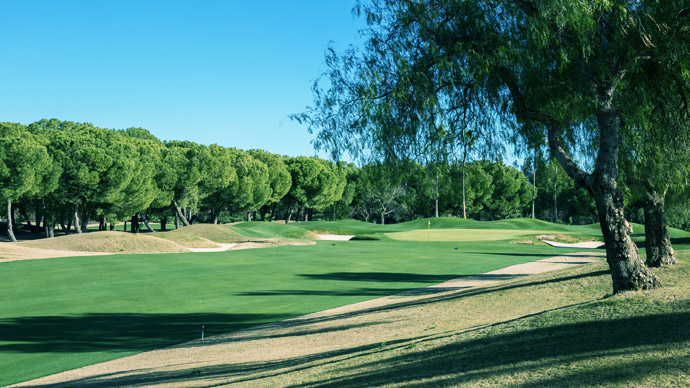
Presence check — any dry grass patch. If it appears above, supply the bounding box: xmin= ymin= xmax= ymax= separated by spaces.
xmin=17 ymin=231 xmax=187 ymax=253
xmin=158 ymin=224 xmax=250 ymax=245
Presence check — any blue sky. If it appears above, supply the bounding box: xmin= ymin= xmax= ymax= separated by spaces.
xmin=0 ymin=0 xmax=362 ymax=158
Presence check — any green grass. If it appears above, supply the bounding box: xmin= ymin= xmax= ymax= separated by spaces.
xmin=3 ymin=218 xmax=690 ymax=386
xmin=270 ymin=256 xmax=690 ymax=387
xmin=229 ymin=221 xmax=317 ymax=239
xmin=0 ymin=236 xmax=583 ymax=386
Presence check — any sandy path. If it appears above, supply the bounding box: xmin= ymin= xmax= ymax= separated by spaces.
xmin=10 ymin=251 xmax=604 ymax=388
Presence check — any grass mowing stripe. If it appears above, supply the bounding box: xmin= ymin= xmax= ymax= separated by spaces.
xmin=0 ymin=239 xmax=582 ymax=386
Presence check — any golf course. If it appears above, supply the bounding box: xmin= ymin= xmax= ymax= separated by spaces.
xmin=2 ymin=218 xmax=690 ymax=387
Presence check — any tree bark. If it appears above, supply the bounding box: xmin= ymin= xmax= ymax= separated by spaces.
xmin=142 ymin=214 xmax=155 ymax=233
xmin=174 ymin=214 xmax=179 ymax=229
xmin=547 ymin=108 xmax=659 ymax=293
xmin=643 ymin=189 xmax=676 ymax=267
xmin=531 ymin=149 xmax=536 ymax=219
xmin=462 ymin=158 xmax=467 ymax=219
xmin=172 ymin=199 xmax=191 ymax=227
xmin=161 ymin=216 xmax=167 ymax=231
xmin=380 ymin=210 xmax=385 ymax=225
xmin=435 ymin=171 xmax=439 ymax=218
xmin=73 ymin=203 xmax=82 ymax=234
xmin=7 ymin=199 xmax=17 ymax=242
xmin=131 ymin=214 xmax=140 ymax=233
xmin=553 ymin=162 xmax=557 ymax=223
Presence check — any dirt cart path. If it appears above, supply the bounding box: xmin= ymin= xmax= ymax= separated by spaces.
xmin=10 ymin=252 xmax=604 ymax=388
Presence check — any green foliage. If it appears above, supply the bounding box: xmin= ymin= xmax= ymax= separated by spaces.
xmin=0 ymin=123 xmax=57 ymax=203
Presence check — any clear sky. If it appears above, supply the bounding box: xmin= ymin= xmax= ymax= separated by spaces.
xmin=0 ymin=0 xmax=363 ymax=158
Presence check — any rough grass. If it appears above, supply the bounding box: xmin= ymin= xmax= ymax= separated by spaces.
xmin=158 ymin=224 xmax=251 ymax=245
xmin=235 ymin=257 xmax=690 ymax=388
xmin=16 ymin=231 xmax=187 ymax=253
xmin=230 ymin=221 xmax=318 ymax=239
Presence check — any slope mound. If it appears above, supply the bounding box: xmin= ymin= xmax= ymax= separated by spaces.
xmin=230 ymin=221 xmax=318 ymax=239
xmin=158 ymin=224 xmax=250 ymax=246
xmin=17 ymin=231 xmax=187 ymax=253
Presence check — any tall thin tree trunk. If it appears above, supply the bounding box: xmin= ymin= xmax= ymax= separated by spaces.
xmin=161 ymin=216 xmax=167 ymax=231
xmin=7 ymin=199 xmax=17 ymax=242
xmin=552 ymin=162 xmax=557 ymax=223
xmin=462 ymin=159 xmax=467 ymax=219
xmin=73 ymin=203 xmax=82 ymax=234
xmin=247 ymin=212 xmax=252 ymax=222
xmin=380 ymin=210 xmax=385 ymax=225
xmin=532 ymin=149 xmax=536 ymax=219
xmin=172 ymin=199 xmax=191 ymax=227
xmin=174 ymin=214 xmax=179 ymax=229
xmin=643 ymin=188 xmax=676 ymax=267
xmin=435 ymin=171 xmax=439 ymax=218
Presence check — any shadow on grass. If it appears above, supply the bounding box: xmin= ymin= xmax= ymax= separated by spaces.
xmin=0 ymin=312 xmax=292 ymax=354
xmin=19 ymin=309 xmax=690 ymax=387
xmin=286 ymin=310 xmax=690 ymax=388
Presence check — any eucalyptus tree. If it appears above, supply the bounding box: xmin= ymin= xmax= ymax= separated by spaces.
xmin=0 ymin=123 xmax=57 ymax=242
xmin=298 ymin=0 xmax=690 ymax=293
xmin=440 ymin=161 xmax=493 ymax=218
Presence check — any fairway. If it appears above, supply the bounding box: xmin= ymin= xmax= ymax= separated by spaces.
xmin=0 ymin=235 xmax=585 ymax=386
xmin=386 ymin=228 xmax=571 ymax=241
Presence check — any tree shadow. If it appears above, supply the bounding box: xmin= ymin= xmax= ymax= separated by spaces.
xmin=0 ymin=312 xmax=291 ymax=354
xmin=19 ymin=310 xmax=689 ymax=387
xmin=284 ymin=310 xmax=690 ymax=387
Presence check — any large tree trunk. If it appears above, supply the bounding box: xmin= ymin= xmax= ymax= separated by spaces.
xmin=643 ymin=189 xmax=676 ymax=267
xmin=131 ymin=214 xmax=139 ymax=233
xmin=172 ymin=199 xmax=191 ymax=227
xmin=73 ymin=203 xmax=82 ymax=234
xmin=286 ymin=203 xmax=296 ymax=224
xmin=548 ymin=107 xmax=659 ymax=294
xmin=7 ymin=199 xmax=17 ymax=242
xmin=161 ymin=216 xmax=167 ymax=231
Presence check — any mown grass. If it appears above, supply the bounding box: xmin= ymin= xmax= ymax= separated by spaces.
xmin=0 ymin=233 xmax=584 ymax=386
xmin=260 ymin=256 xmax=690 ymax=388
xmin=3 ymin=218 xmax=690 ymax=386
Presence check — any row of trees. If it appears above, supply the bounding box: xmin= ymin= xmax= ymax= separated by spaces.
xmin=0 ymin=120 xmax=350 ymax=241
xmin=3 ymin=118 xmax=562 ymax=241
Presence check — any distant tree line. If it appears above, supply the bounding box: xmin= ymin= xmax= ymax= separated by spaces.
xmin=4 ymin=118 xmax=607 ymax=242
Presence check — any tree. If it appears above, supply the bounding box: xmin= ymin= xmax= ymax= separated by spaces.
xmin=479 ymin=161 xmax=531 ymax=220
xmin=164 ymin=140 xmax=208 ymax=226
xmin=199 ymin=144 xmax=238 ymax=224
xmin=247 ymin=149 xmax=292 ymax=220
xmin=0 ymin=123 xmax=58 ymax=242
xmin=281 ymin=157 xmax=345 ymax=222
xmin=298 ymin=1 xmax=690 ymax=293
xmin=355 ymin=163 xmax=406 ymax=225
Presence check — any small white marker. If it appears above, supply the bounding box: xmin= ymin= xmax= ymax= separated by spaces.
xmin=201 ymin=325 xmax=205 ymax=341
